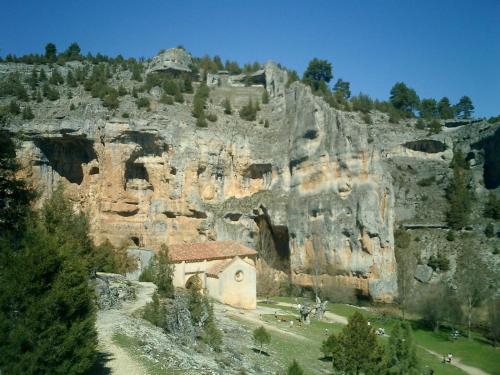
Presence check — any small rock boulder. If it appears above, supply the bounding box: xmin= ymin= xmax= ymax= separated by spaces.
xmin=414 ymin=264 xmax=433 ymax=283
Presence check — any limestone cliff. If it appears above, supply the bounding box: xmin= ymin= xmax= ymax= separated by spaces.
xmin=3 ymin=58 xmax=498 ymax=302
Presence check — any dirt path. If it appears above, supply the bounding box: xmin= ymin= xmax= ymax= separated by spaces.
xmin=420 ymin=346 xmax=491 ymax=375
xmin=96 ymin=281 xmax=156 ymax=375
xmin=218 ymin=302 xmax=312 ymax=342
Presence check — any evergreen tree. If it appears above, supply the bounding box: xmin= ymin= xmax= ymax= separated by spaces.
xmin=386 ymin=322 xmax=420 ymax=374
xmin=334 ymin=78 xmax=351 ymax=99
xmin=49 ymin=68 xmax=65 ymax=85
xmin=64 ymin=42 xmax=81 ymax=61
xmin=389 ymin=82 xmax=420 ymax=115
xmin=455 ymin=96 xmax=474 ymax=119
xmin=419 ymin=98 xmax=438 ymax=119
xmin=0 ymin=130 xmax=33 ymax=235
xmin=331 ymin=312 xmax=387 ymax=374
xmin=28 ymin=67 xmax=39 ymax=90
xmin=0 ymin=185 xmax=97 ymax=374
xmin=262 ymin=90 xmax=269 ymax=104
xmin=45 ymin=43 xmax=57 ymax=62
xmin=39 ymin=68 xmax=48 ymax=82
xmin=303 ymin=58 xmax=333 ymax=90
xmin=66 ymin=70 xmax=77 ymax=87
xmin=438 ymin=97 xmax=454 ymax=119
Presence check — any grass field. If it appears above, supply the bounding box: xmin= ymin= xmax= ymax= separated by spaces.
xmin=258 ymin=297 xmax=500 ymax=375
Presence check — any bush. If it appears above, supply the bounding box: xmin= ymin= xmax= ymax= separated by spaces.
xmin=264 ymin=119 xmax=269 ymax=128
xmin=286 ymin=360 xmax=304 ymax=375
xmin=136 ymin=96 xmax=150 ymax=109
xmin=22 ymin=106 xmax=34 ymax=120
xmin=102 ymin=90 xmax=120 ymax=110
xmin=206 ymin=113 xmax=217 ymax=122
xmin=262 ymin=90 xmax=269 ymax=104
xmin=320 ymin=278 xmax=357 ymax=304
xmin=8 ymin=100 xmax=20 ymax=115
xmin=70 ymin=103 xmax=76 ymax=111
xmin=223 ymin=98 xmax=232 ymax=114
xmin=351 ymin=93 xmax=373 ymax=113
xmin=160 ymin=94 xmax=174 ymax=105
xmin=446 ymin=230 xmax=455 ymax=241
xmin=122 ymin=112 xmax=129 ymax=118
xmin=361 ymin=112 xmax=372 ymax=124
xmin=428 ymin=119 xmax=442 ymax=134
xmin=117 ymin=85 xmax=128 ymax=96
xmin=417 ymin=176 xmax=435 ymax=186
xmin=174 ymin=91 xmax=184 ymax=103
xmin=239 ymin=99 xmax=258 ymax=121
xmin=415 ymin=118 xmax=426 ymax=129
xmin=485 ymin=223 xmax=495 ymax=238
xmin=427 ymin=252 xmax=450 ymax=271
xmin=196 ymin=115 xmax=208 ymax=128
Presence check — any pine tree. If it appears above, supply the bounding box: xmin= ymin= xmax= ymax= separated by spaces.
xmin=331 ymin=312 xmax=387 ymax=374
xmin=223 ymin=98 xmax=232 ymax=114
xmin=386 ymin=322 xmax=420 ymax=374
xmin=22 ymin=106 xmax=34 ymax=120
xmin=45 ymin=42 xmax=57 ymax=62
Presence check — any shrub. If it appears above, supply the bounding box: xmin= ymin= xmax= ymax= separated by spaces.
xmin=320 ymin=278 xmax=357 ymax=304
xmin=361 ymin=112 xmax=372 ymax=124
xmin=262 ymin=90 xmax=269 ymax=104
xmin=21 ymin=106 xmax=34 ymax=120
xmin=446 ymin=230 xmax=455 ymax=241
xmin=428 ymin=119 xmax=442 ymax=134
xmin=286 ymin=360 xmax=304 ymax=375
xmin=160 ymin=94 xmax=174 ymax=105
xmin=239 ymin=99 xmax=258 ymax=121
xmin=351 ymin=93 xmax=373 ymax=113
xmin=49 ymin=68 xmax=64 ymax=85
xmin=136 ymin=96 xmax=150 ymax=109
xmin=223 ymin=98 xmax=232 ymax=114
xmin=102 ymin=90 xmax=120 ymax=110
xmin=122 ymin=112 xmax=129 ymax=118
xmin=196 ymin=115 xmax=208 ymax=128
xmin=415 ymin=118 xmax=426 ymax=129
xmin=117 ymin=85 xmax=128 ymax=96
xmin=264 ymin=119 xmax=269 ymax=128
xmin=485 ymin=223 xmax=495 ymax=238
xmin=70 ymin=103 xmax=76 ymax=111
xmin=8 ymin=100 xmax=20 ymax=115
xmin=174 ymin=91 xmax=184 ymax=103
xmin=206 ymin=113 xmax=217 ymax=122
xmin=388 ymin=107 xmax=401 ymax=124
xmin=427 ymin=252 xmax=450 ymax=271
xmin=484 ymin=193 xmax=500 ymax=220
xmin=417 ymin=176 xmax=435 ymax=187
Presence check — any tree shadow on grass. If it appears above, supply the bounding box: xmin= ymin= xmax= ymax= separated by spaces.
xmin=319 ymin=356 xmax=332 ymax=362
xmin=251 ymin=348 xmax=270 ymax=356
xmin=84 ymin=351 xmax=112 ymax=375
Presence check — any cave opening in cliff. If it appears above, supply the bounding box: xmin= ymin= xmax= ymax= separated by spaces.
xmin=124 ymin=159 xmax=149 ymax=183
xmin=254 ymin=214 xmax=290 ymax=273
xmin=472 ymin=128 xmax=500 ymax=189
xmin=35 ymin=136 xmax=97 ymax=185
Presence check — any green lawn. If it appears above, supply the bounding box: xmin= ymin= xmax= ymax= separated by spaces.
xmin=261 ymin=297 xmax=500 ymax=375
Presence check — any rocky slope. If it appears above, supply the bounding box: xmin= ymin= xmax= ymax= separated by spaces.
xmin=2 ymin=54 xmax=499 ymax=302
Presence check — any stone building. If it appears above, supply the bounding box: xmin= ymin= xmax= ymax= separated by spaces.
xmin=169 ymin=241 xmax=257 ymax=309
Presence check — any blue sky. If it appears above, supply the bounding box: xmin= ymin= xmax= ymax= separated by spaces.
xmin=1 ymin=0 xmax=499 ymax=117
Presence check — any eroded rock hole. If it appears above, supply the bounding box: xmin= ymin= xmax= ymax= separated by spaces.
xmin=35 ymin=136 xmax=96 ymax=184
xmin=403 ymin=140 xmax=447 ymax=153
xmin=254 ymin=214 xmax=290 ymax=272
xmin=473 ymin=128 xmax=500 ymax=189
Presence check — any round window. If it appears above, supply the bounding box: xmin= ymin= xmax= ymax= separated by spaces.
xmin=234 ymin=270 xmax=244 ymax=282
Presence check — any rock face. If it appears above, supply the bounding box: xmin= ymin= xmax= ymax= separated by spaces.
xmin=5 ymin=58 xmax=499 ymax=302
xmin=147 ymin=48 xmax=192 ymax=74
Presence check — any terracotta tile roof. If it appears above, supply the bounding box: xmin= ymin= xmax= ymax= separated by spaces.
xmin=168 ymin=241 xmax=257 ymax=263
xmin=206 ymin=259 xmax=232 ymax=278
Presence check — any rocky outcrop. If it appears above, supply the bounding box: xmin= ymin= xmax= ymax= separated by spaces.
xmin=147 ymin=48 xmax=192 ymax=74
xmin=6 ymin=58 xmax=499 ymax=302
xmin=94 ymin=272 xmax=136 ymax=310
